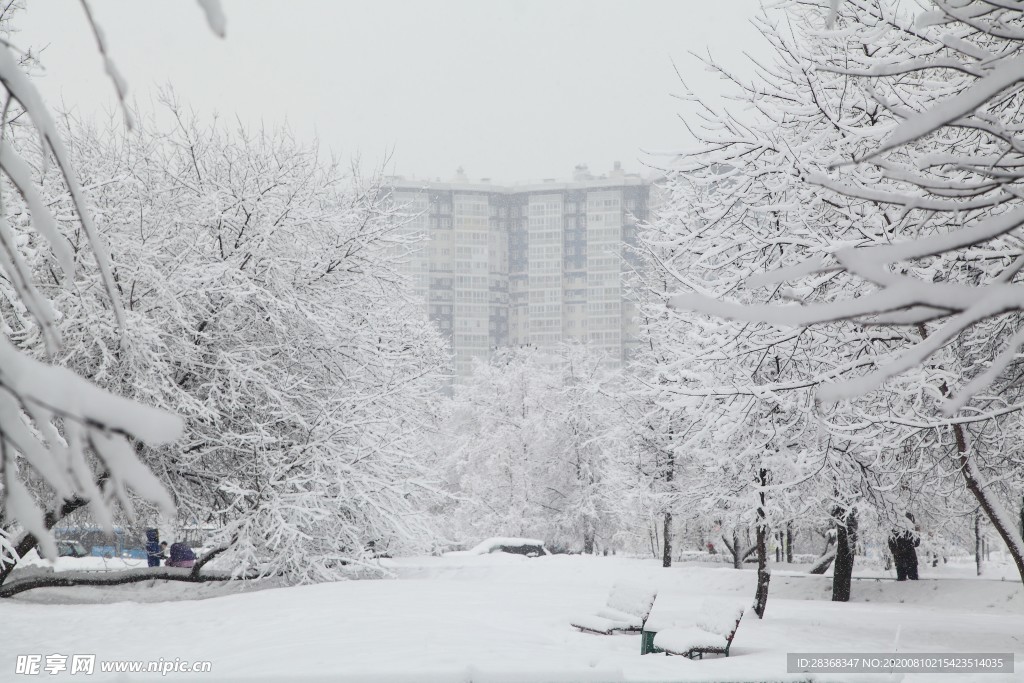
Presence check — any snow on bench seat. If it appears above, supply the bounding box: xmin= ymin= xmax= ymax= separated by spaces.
xmin=596 ymin=606 xmax=642 ymax=625
xmin=653 ymin=626 xmax=727 ymax=653
xmin=650 ymin=598 xmax=745 ymax=658
xmin=570 ymin=613 xmax=640 ymax=635
xmin=571 ymin=581 xmax=657 ymax=635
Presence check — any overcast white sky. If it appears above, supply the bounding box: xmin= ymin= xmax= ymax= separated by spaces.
xmin=16 ymin=1 xmax=770 ymax=184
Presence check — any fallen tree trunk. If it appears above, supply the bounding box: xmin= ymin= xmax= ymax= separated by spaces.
xmin=0 ymin=544 xmax=241 ymax=598
xmin=0 ymin=566 xmax=241 ymax=598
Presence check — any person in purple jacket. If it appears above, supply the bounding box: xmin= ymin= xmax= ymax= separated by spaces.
xmin=167 ymin=541 xmax=196 ymax=569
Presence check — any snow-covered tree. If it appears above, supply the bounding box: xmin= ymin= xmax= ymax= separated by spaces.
xmin=629 ymin=0 xmax=1024 ymax=607
xmin=0 ymin=2 xmax=224 ymax=577
xmin=0 ymin=101 xmax=449 ymax=592
xmin=442 ymin=344 xmax=627 ymax=552
xmin=554 ymin=343 xmax=629 ymax=553
xmin=667 ymin=0 xmax=1024 ymax=585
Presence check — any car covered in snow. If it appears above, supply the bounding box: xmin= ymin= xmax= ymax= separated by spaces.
xmin=444 ymin=537 xmax=550 ymax=558
xmin=56 ymin=540 xmax=89 ymax=559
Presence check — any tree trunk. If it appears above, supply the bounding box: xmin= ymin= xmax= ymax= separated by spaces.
xmin=832 ymin=507 xmax=857 ymax=602
xmin=808 ymin=547 xmax=836 ymax=574
xmin=952 ymin=418 xmax=1024 ymax=583
xmin=754 ymin=524 xmax=771 ymax=618
xmin=1 ymin=566 xmax=234 ymax=599
xmin=809 ymin=527 xmax=836 ymax=574
xmin=753 ymin=468 xmax=771 ymax=618
xmin=732 ymin=529 xmax=743 ymax=569
xmin=976 ymin=509 xmax=982 ymax=576
xmin=721 ymin=529 xmax=756 ymax=569
xmin=662 ymin=512 xmax=672 ymax=568
xmin=722 ymin=531 xmax=737 ymax=568
xmin=583 ymin=528 xmax=595 ymax=555
xmin=1019 ymin=496 xmax=1024 ymax=540
xmin=662 ymin=438 xmax=674 ymax=567
xmin=786 ymin=522 xmax=794 ymax=563
xmin=775 ymin=531 xmax=782 ymax=563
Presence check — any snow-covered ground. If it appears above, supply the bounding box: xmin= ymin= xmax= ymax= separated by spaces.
xmin=2 ymin=554 xmax=1021 ymax=682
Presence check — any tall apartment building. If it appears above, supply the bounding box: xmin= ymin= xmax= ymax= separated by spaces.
xmin=388 ymin=164 xmax=651 ymax=377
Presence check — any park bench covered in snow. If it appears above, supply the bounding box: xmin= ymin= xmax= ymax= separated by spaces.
xmin=570 ymin=581 xmax=657 ymax=635
xmin=642 ymin=599 xmax=745 ymax=658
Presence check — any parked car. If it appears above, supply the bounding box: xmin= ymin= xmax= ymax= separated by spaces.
xmin=56 ymin=540 xmax=89 ymax=558
xmin=445 ymin=537 xmax=550 ymax=558
xmin=55 ymin=526 xmax=146 ymax=559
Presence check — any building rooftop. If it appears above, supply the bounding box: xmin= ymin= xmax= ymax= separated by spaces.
xmin=386 ymin=163 xmax=654 ymax=193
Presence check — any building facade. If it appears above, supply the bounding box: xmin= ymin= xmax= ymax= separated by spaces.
xmin=388 ymin=164 xmax=651 ymax=377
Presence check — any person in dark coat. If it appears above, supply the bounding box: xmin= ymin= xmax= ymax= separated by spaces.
xmin=167 ymin=542 xmax=196 ymax=569
xmin=145 ymin=528 xmax=161 ymax=568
